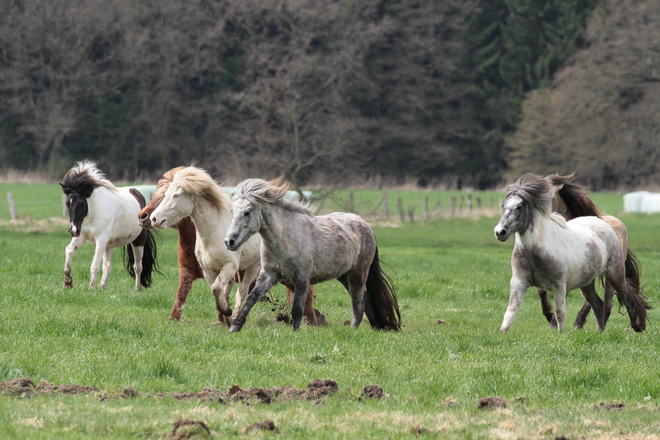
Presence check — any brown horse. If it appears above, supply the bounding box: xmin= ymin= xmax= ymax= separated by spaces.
xmin=138 ymin=167 xmax=324 ymax=325
xmin=540 ymin=174 xmax=647 ymax=329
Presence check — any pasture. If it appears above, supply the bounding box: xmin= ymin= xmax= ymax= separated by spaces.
xmin=1 ymin=184 xmax=660 ymax=439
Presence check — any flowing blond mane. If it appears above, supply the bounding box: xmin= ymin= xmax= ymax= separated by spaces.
xmin=171 ymin=166 xmax=231 ymax=212
xmin=234 ymin=176 xmax=313 ymax=215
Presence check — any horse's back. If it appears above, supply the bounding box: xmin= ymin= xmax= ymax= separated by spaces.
xmin=88 ymin=187 xmax=143 ymax=247
xmin=307 ymin=212 xmax=375 ymax=282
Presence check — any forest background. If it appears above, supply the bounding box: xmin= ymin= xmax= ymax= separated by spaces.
xmin=1 ymin=0 xmax=658 ymax=191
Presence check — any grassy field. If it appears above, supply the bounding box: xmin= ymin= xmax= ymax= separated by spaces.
xmin=1 ymin=184 xmax=660 ymax=438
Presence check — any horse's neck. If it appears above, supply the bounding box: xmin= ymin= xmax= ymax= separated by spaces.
xmin=259 ymin=206 xmax=291 ymax=251
xmin=190 ymin=197 xmax=231 ymax=246
xmin=516 ymin=212 xmax=558 ymax=252
xmin=86 ymin=188 xmax=116 ymax=223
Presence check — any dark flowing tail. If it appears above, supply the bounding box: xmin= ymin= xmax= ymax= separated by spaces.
xmin=619 ymin=249 xmax=651 ymax=332
xmin=123 ymin=229 xmax=161 ymax=288
xmin=364 ymin=247 xmax=402 ymax=331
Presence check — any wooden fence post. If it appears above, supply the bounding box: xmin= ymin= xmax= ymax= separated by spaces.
xmin=383 ymin=190 xmax=389 ymax=218
xmin=423 ymin=196 xmax=429 ymax=220
xmin=407 ymin=203 xmax=415 ymax=222
xmin=459 ymin=196 xmax=464 ymax=213
xmin=476 ymin=197 xmax=482 ymax=209
xmin=436 ymin=195 xmax=442 ymax=214
xmin=397 ymin=197 xmax=405 ymax=222
xmin=450 ymin=196 xmax=456 ymax=217
xmin=467 ymin=194 xmax=473 ymax=213
xmin=7 ymin=192 xmax=18 ymax=221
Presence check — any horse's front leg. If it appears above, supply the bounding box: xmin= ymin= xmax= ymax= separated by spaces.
xmin=89 ymin=238 xmax=109 ymax=289
xmin=500 ymin=277 xmax=529 ymax=332
xmin=229 ymin=270 xmax=278 ymax=333
xmin=231 ymin=263 xmax=260 ymax=321
xmin=552 ymin=284 xmax=568 ymax=333
xmin=99 ymin=247 xmax=114 ymax=289
xmin=211 ymin=264 xmax=238 ymax=322
xmin=291 ymin=279 xmax=311 ymax=331
xmin=64 ymin=236 xmax=84 ymax=288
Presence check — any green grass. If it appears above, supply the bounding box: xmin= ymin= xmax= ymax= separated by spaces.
xmin=1 ymin=185 xmax=660 ymax=438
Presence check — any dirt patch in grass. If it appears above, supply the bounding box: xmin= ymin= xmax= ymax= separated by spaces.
xmin=2 ymin=377 xmax=344 ymax=405
xmin=594 ymin=401 xmax=625 ymax=411
xmin=0 ymin=377 xmax=98 ymax=397
xmin=242 ymin=419 xmax=278 ymax=434
xmin=361 ymin=384 xmax=384 ymax=399
xmin=478 ymin=397 xmax=507 ymax=410
xmin=171 ymin=419 xmax=211 ymax=439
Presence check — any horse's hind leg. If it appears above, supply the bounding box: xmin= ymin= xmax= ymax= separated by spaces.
xmin=344 ymin=271 xmax=367 ymax=329
xmin=99 ymin=248 xmax=114 ymax=289
xmin=537 ymin=288 xmax=557 ymax=328
xmin=603 ymin=282 xmax=615 ymax=327
xmin=291 ymin=279 xmax=311 ymax=331
xmin=578 ymin=281 xmax=604 ymax=331
xmin=573 ymin=301 xmax=592 ymax=330
xmin=131 ymin=245 xmax=144 ymax=291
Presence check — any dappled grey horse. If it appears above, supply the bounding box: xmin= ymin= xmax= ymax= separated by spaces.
xmin=224 ymin=177 xmax=401 ymax=332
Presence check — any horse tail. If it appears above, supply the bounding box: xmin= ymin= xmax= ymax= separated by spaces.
xmin=620 ymin=249 xmax=652 ymax=332
xmin=123 ymin=229 xmax=162 ymax=288
xmin=546 ymin=173 xmax=601 ymax=218
xmin=364 ymin=247 xmax=402 ymax=331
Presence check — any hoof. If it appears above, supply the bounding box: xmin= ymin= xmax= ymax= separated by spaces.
xmin=228 ymin=325 xmax=242 ymax=333
xmin=168 ymin=316 xmax=181 ymax=322
xmin=64 ymin=281 xmax=73 ymax=288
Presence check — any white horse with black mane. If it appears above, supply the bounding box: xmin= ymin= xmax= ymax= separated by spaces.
xmin=224 ymin=177 xmax=401 ymax=333
xmin=494 ymin=173 xmax=650 ymax=333
xmin=60 ymin=161 xmax=160 ymax=290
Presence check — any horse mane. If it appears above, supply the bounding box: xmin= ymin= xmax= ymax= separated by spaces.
xmin=158 ymin=166 xmax=185 ymax=188
xmin=545 ymin=173 xmax=601 ymax=219
xmin=171 ymin=166 xmax=231 ymax=212
xmin=234 ymin=177 xmax=313 ymax=215
xmin=506 ymin=173 xmax=553 ymax=216
xmin=61 ymin=160 xmax=117 ymax=196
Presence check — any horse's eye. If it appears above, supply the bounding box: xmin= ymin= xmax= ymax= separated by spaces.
xmin=515 ymin=205 xmax=522 ymax=211
xmin=244 ymin=211 xmax=251 ymax=217
xmin=173 ymin=193 xmax=179 ymax=198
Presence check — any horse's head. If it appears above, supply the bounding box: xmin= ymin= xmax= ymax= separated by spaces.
xmin=139 ymin=181 xmax=170 ymax=228
xmin=61 ymin=189 xmax=90 ymax=237
xmin=149 ymin=180 xmax=193 ymax=229
xmin=224 ymin=193 xmax=261 ymax=252
xmin=494 ymin=173 xmax=552 ymax=242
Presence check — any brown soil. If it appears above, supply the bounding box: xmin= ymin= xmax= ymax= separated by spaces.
xmin=0 ymin=377 xmax=98 ymax=397
xmin=2 ymin=377 xmax=341 ymax=405
xmin=244 ymin=420 xmax=278 ymax=433
xmin=171 ymin=419 xmax=211 ymax=439
xmin=594 ymin=401 xmax=625 ymax=411
xmin=554 ymin=436 xmax=571 ymax=440
xmin=478 ymin=396 xmax=507 ymax=410
xmin=361 ymin=384 xmax=384 ymax=399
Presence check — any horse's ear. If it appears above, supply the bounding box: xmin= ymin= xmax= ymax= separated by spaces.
xmin=551 ymin=183 xmax=564 ymax=198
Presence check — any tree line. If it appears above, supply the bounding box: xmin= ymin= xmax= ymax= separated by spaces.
xmin=0 ymin=0 xmax=611 ymax=189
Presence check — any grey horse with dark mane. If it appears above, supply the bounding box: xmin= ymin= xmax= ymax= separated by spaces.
xmin=224 ymin=177 xmax=401 ymax=332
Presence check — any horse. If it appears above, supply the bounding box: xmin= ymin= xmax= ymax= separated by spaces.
xmin=494 ymin=173 xmax=650 ymax=333
xmin=224 ymin=177 xmax=402 ymax=333
xmin=60 ymin=160 xmax=160 ymax=290
xmin=138 ymin=167 xmax=324 ymax=325
xmin=538 ymin=174 xmax=644 ymax=330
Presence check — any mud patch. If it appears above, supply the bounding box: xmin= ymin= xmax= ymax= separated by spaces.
xmin=478 ymin=397 xmax=507 ymax=410
xmin=0 ymin=377 xmax=98 ymax=397
xmin=361 ymin=384 xmax=384 ymax=399
xmin=171 ymin=387 xmax=226 ymax=404
xmin=594 ymin=401 xmax=625 ymax=411
xmin=171 ymin=419 xmax=211 ymax=439
xmin=242 ymin=419 xmax=278 ymax=434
